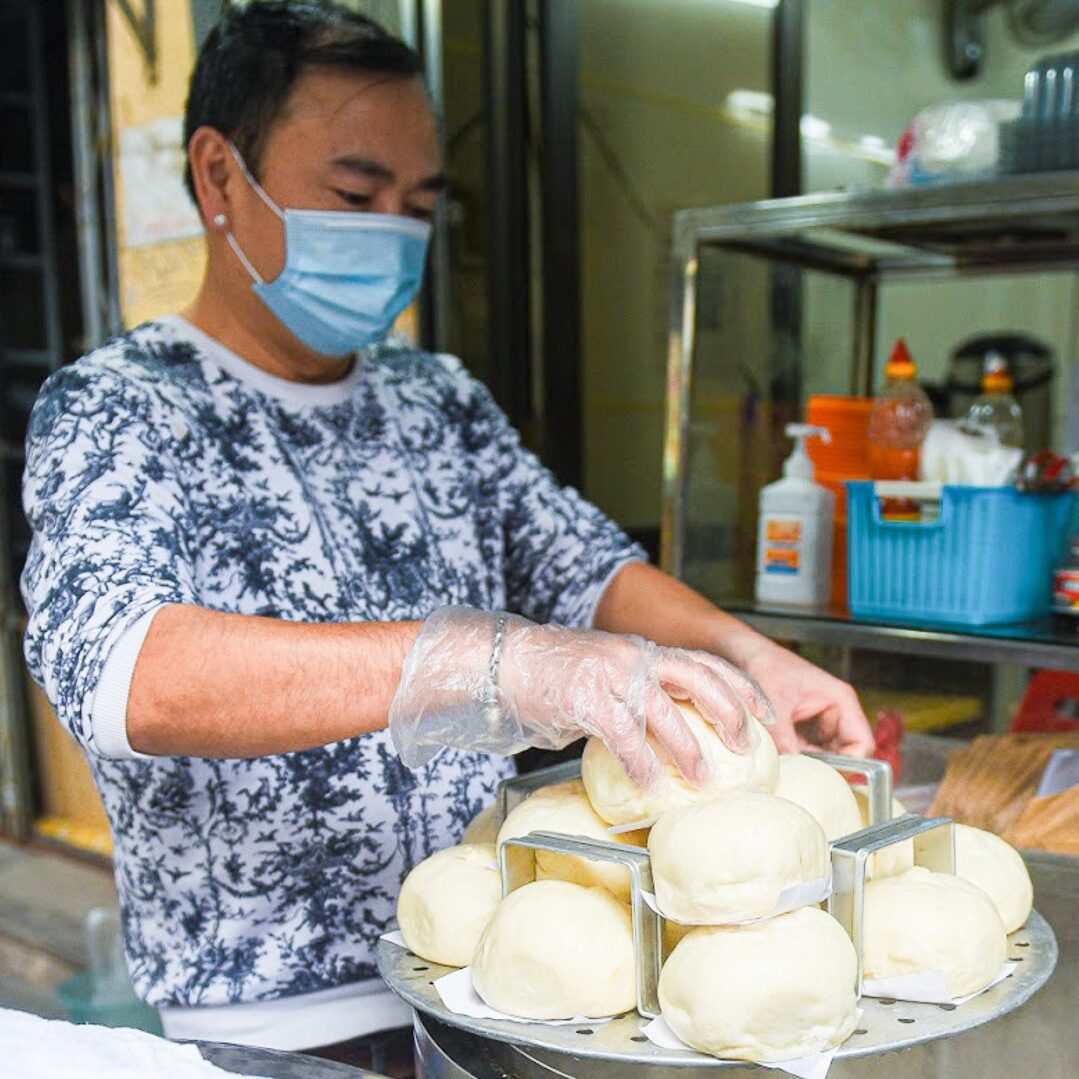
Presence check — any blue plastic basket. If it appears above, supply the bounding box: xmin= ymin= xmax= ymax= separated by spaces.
xmin=847 ymin=482 xmax=1074 ymax=627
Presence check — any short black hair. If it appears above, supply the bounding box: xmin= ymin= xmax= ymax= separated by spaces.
xmin=182 ymin=0 xmax=424 ymax=202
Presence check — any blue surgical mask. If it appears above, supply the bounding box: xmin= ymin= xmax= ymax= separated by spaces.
xmin=224 ymin=144 xmax=432 ymax=356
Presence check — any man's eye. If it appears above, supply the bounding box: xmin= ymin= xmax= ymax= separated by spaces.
xmin=335 ymin=189 xmax=373 ymax=208
xmin=407 ymin=205 xmax=435 ymax=222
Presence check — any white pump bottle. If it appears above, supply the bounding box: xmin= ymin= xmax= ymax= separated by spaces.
xmin=755 ymin=424 xmax=835 ymax=607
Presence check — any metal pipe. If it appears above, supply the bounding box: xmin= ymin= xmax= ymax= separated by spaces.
xmin=659 ymin=253 xmax=698 ymax=578
xmin=397 ymin=0 xmax=419 ymax=49
xmin=851 ymin=277 xmax=878 ymax=396
xmin=537 ymin=0 xmax=581 ymax=487
xmin=94 ymin=0 xmax=124 ymax=334
xmin=68 ymin=0 xmax=106 ymax=351
xmin=418 ymin=0 xmax=453 ymax=353
xmin=482 ymin=0 xmax=532 ymax=423
xmin=28 ymin=1 xmax=62 ymax=367
xmin=0 ymin=0 xmax=42 ymax=840
xmin=770 ymin=0 xmax=804 ymax=199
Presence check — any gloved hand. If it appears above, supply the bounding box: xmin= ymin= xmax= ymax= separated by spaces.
xmin=389 ymin=606 xmax=774 ymax=788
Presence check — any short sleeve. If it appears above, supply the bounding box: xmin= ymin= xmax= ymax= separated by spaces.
xmin=20 ymin=363 xmax=199 ymax=757
xmin=442 ymin=356 xmax=647 ymax=627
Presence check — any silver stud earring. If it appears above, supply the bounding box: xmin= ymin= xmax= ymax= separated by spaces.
xmin=213 ymin=213 xmax=227 ymax=229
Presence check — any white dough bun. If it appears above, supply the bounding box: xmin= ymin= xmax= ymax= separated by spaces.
xmin=461 ymin=802 xmax=499 ymax=846
xmin=953 ymin=823 xmax=1033 ymax=933
xmin=471 ymin=880 xmax=635 ymax=1020
xmin=773 ymin=753 xmax=863 ymax=841
xmin=863 ymin=866 xmax=1008 ymax=998
xmin=647 ymin=791 xmax=829 ymax=924
xmin=496 ymin=780 xmax=646 ymax=900
xmin=396 ymin=844 xmax=501 ymax=967
xmin=659 ymin=906 xmax=858 ymax=1062
xmin=582 ymin=703 xmax=779 ymax=826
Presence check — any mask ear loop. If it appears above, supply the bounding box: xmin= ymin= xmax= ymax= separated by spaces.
xmin=222 ymin=142 xmax=285 ymax=286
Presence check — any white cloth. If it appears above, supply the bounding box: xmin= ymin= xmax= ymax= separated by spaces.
xmin=0 ymin=1007 xmax=271 ymax=1079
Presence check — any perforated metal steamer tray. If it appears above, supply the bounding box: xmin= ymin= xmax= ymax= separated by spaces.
xmin=378 ymin=756 xmax=1058 ymax=1067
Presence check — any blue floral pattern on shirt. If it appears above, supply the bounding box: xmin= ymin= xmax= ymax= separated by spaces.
xmin=20 ymin=320 xmax=644 ymax=1008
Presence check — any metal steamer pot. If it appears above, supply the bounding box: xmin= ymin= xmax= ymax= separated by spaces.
xmin=380 ymin=756 xmax=1063 ymax=1079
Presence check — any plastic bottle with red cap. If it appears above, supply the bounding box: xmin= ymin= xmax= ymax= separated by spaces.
xmin=867 ymin=339 xmax=934 ymax=516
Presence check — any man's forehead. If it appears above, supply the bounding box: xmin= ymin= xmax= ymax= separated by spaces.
xmin=283 ymin=68 xmax=434 ymax=141
xmin=267 ymin=68 xmax=440 ymax=182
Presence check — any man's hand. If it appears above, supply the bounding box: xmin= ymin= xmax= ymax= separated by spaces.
xmin=733 ymin=637 xmax=874 ymax=756
xmin=595 ymin=562 xmax=875 ymax=758
xmin=389 ymin=607 xmax=756 ymax=788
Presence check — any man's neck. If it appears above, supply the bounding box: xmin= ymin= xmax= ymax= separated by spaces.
xmin=182 ymin=273 xmax=354 ymax=386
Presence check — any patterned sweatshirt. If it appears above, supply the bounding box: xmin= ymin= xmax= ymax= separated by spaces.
xmin=20 ymin=316 xmax=644 ymax=1025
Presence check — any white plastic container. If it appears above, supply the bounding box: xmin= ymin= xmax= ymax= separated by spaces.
xmin=755 ymin=424 xmax=835 ymax=607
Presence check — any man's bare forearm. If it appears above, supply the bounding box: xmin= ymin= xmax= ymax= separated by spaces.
xmin=594 ymin=562 xmax=771 ymax=667
xmin=127 ymin=604 xmax=422 ymax=757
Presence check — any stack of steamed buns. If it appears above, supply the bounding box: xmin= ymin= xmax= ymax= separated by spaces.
xmin=396 ymin=705 xmax=1032 ymax=1062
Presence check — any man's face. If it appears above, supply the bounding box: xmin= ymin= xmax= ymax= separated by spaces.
xmin=227 ymin=68 xmax=443 ymax=285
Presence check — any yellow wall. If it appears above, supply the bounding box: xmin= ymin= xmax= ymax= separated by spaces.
xmin=30 ymin=2 xmax=207 ymax=852
xmin=107 ymin=1 xmax=205 ymax=325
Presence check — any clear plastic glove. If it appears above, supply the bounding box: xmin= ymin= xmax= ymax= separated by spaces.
xmin=389 ymin=606 xmax=774 ymax=788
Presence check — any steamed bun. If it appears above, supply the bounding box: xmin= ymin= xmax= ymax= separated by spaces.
xmin=461 ymin=802 xmax=499 ymax=846
xmin=471 ymin=880 xmax=635 ymax=1019
xmin=648 ymin=791 xmax=829 ymax=924
xmin=582 ymin=703 xmax=778 ymax=826
xmin=659 ymin=907 xmax=858 ymax=1062
xmin=863 ymin=866 xmax=1007 ymax=998
xmin=396 ymin=844 xmax=501 ymax=966
xmin=497 ymin=779 xmax=646 ymax=901
xmin=773 ymin=753 xmax=863 ymax=841
xmin=954 ymin=823 xmax=1033 ymax=933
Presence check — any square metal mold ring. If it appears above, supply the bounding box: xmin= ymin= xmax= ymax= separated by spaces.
xmin=496 ymin=750 xmax=890 ymax=826
xmin=499 ymin=830 xmax=664 ymax=1018
xmin=829 ymin=814 xmax=955 ymax=995
xmin=807 ymin=752 xmax=893 ymax=825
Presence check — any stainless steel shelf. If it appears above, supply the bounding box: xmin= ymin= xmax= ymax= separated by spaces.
xmin=662 ymin=177 xmax=1079 ymax=659
xmin=671 ymin=171 xmax=1079 ymax=275
xmin=724 ymin=601 xmax=1079 ymax=669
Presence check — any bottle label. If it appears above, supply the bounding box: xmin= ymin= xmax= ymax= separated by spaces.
xmin=1053 ymin=569 xmax=1079 ymax=611
xmin=762 ymin=514 xmax=804 ymax=576
xmin=766 ymin=519 xmax=803 ymax=544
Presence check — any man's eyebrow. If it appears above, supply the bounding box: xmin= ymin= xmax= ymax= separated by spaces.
xmin=331 ymin=155 xmax=395 ymax=182
xmin=331 ymin=156 xmax=447 ymax=192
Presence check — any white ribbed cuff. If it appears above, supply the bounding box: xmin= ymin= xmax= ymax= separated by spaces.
xmin=158 ymin=978 xmax=412 ymax=1050
xmin=90 ymin=608 xmax=162 ymax=760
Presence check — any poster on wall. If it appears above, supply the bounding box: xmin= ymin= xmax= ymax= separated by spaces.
xmin=119 ymin=115 xmax=203 ymax=248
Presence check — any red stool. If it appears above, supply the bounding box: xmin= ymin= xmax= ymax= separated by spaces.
xmin=1011 ymin=671 xmax=1079 ymax=734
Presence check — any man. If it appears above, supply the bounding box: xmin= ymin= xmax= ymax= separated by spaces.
xmin=21 ymin=1 xmax=871 ymax=1068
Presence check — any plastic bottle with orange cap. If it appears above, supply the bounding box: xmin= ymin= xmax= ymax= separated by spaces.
xmin=962 ymin=350 xmax=1025 ymax=450
xmin=867 ymin=338 xmax=934 ymax=519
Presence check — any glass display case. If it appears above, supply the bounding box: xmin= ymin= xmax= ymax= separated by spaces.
xmin=660 ymin=171 xmax=1079 ymax=670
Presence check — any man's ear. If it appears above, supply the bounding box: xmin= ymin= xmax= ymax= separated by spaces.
xmin=187 ymin=127 xmax=234 ymax=226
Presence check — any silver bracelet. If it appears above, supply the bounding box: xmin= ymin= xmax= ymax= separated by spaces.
xmin=483 ymin=612 xmax=509 ymax=724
